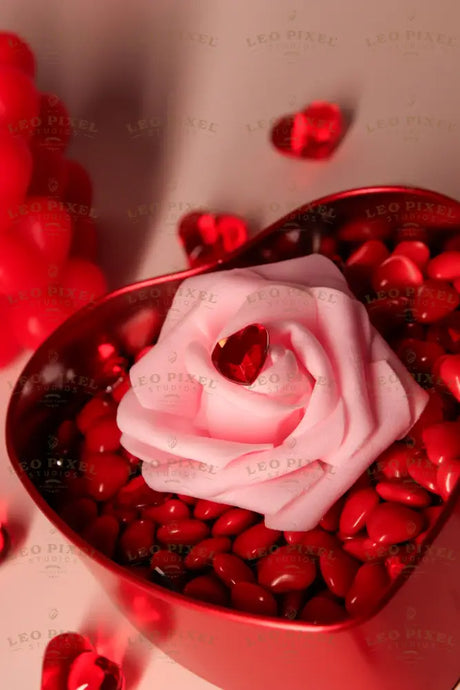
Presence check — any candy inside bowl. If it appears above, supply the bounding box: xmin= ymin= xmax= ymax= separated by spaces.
xmin=6 ymin=186 xmax=460 ymax=690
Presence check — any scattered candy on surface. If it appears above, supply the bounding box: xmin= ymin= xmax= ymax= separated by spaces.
xmin=178 ymin=210 xmax=248 ymax=267
xmin=41 ymin=633 xmax=125 ymax=690
xmin=271 ymin=101 xmax=344 ymax=159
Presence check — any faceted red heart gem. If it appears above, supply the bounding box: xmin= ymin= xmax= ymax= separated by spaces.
xmin=211 ymin=323 xmax=269 ymax=385
xmin=41 ymin=632 xmax=94 ymax=690
xmin=67 ymin=650 xmax=125 ymax=690
xmin=178 ymin=210 xmax=248 ymax=266
xmin=271 ymin=101 xmax=344 ymax=159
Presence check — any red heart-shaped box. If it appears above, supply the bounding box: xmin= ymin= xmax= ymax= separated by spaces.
xmin=6 ymin=187 xmax=460 ymax=690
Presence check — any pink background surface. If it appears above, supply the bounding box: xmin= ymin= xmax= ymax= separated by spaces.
xmin=1 ymin=0 xmax=460 ymax=687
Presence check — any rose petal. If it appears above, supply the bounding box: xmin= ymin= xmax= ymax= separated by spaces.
xmin=264 ymin=360 xmax=415 ymax=530
xmin=117 ymin=388 xmax=271 ymax=467
xmin=216 ymin=283 xmax=318 ymax=341
xmin=310 ymin=291 xmax=376 ymax=467
xmin=370 ymin=329 xmax=429 ymax=424
xmin=252 ymin=254 xmax=352 ymax=295
xmin=215 ymin=461 xmax=325 ymax=514
xmin=161 ymin=271 xmax=267 ymax=338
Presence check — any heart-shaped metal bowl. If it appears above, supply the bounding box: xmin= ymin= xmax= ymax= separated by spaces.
xmin=6 ymin=187 xmax=460 ymax=690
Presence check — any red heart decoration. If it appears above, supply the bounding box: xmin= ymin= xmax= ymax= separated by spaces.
xmin=67 ymin=650 xmax=125 ymax=690
xmin=271 ymin=101 xmax=344 ymax=159
xmin=0 ymin=523 xmax=9 ymax=562
xmin=211 ymin=323 xmax=269 ymax=385
xmin=41 ymin=633 xmax=125 ymax=690
xmin=178 ymin=211 xmax=248 ymax=267
xmin=41 ymin=632 xmax=93 ymax=690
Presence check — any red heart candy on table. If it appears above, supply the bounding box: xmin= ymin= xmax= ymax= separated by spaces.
xmin=178 ymin=210 xmax=248 ymax=267
xmin=41 ymin=633 xmax=125 ymax=690
xmin=271 ymin=101 xmax=344 ymax=159
xmin=41 ymin=632 xmax=93 ymax=690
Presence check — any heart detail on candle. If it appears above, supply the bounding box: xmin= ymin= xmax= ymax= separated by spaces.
xmin=211 ymin=323 xmax=269 ymax=385
xmin=271 ymin=101 xmax=344 ymax=159
xmin=178 ymin=211 xmax=248 ymax=267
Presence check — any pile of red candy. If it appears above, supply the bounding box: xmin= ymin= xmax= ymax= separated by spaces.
xmin=0 ymin=31 xmax=106 ymax=365
xmin=48 ymin=218 xmax=460 ymax=625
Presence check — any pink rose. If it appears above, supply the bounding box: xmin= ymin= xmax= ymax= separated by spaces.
xmin=117 ymin=254 xmax=428 ymax=531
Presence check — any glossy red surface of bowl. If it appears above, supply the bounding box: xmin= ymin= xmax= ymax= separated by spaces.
xmin=6 ymin=187 xmax=460 ymax=690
